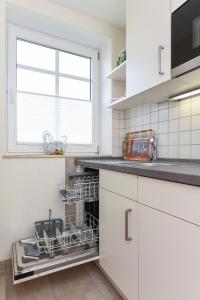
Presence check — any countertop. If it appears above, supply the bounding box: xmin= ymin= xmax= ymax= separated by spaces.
xmin=75 ymin=157 xmax=200 ymax=187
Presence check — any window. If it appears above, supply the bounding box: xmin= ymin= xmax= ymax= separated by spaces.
xmin=7 ymin=25 xmax=99 ymax=153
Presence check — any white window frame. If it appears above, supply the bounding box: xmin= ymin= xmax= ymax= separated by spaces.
xmin=7 ymin=24 xmax=99 ymax=153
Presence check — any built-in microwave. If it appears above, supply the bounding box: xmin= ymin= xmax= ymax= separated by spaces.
xmin=172 ymin=0 xmax=200 ymax=77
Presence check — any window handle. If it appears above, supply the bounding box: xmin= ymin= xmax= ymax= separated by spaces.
xmin=9 ymin=87 xmax=16 ymax=104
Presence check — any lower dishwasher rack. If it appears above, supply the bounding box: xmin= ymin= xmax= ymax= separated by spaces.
xmin=12 ymin=238 xmax=99 ymax=284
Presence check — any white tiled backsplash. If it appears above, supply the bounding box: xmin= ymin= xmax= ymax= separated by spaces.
xmin=112 ymin=110 xmax=125 ymax=157
xmin=112 ymin=95 xmax=200 ymax=159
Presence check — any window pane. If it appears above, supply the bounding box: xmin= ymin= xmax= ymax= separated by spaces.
xmin=17 ymin=92 xmax=56 ymax=143
xmin=59 ymin=77 xmax=90 ymax=100
xmin=59 ymin=51 xmax=90 ymax=79
xmin=59 ymin=98 xmax=92 ymax=144
xmin=17 ymin=68 xmax=55 ymax=95
xmin=17 ymin=40 xmax=55 ymax=71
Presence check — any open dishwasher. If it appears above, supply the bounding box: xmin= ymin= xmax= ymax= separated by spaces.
xmin=12 ymin=171 xmax=99 ymax=284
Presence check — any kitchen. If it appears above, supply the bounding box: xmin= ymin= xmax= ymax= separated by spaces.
xmin=1 ymin=0 xmax=200 ymax=299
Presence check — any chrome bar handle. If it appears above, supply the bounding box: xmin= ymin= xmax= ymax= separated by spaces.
xmin=125 ymin=209 xmax=132 ymax=241
xmin=158 ymin=45 xmax=164 ymax=75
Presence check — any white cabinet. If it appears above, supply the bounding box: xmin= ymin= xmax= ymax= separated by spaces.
xmin=139 ymin=204 xmax=200 ymax=300
xmin=100 ymin=169 xmax=137 ymax=201
xmin=99 ymin=188 xmax=138 ymax=300
xmin=126 ymin=0 xmax=171 ymax=97
xmin=171 ymin=0 xmax=187 ymax=12
xmin=99 ymin=170 xmax=200 ymax=300
xmin=138 ymin=176 xmax=200 ymax=226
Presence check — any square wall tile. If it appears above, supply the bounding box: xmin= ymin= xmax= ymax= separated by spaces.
xmin=130 ymin=118 xmax=136 ymax=128
xmin=169 ymin=119 xmax=179 ymax=132
xmin=179 ymin=117 xmax=191 ymax=131
xmin=179 ymin=145 xmax=191 ymax=159
xmin=192 ymin=145 xmax=200 ymax=159
xmin=119 ymin=129 xmax=125 ymax=138
xmin=179 ymin=131 xmax=191 ymax=145
xmin=113 ymin=118 xmax=120 ymax=129
xmin=112 ymin=138 xmax=120 ymax=148
xmin=192 ymin=115 xmax=200 ymax=130
xmin=158 ymin=133 xmax=168 ymax=146
xmin=125 ymin=119 xmax=130 ymax=129
xmin=136 ymin=115 xmax=142 ymax=127
xmin=169 ymin=106 xmax=179 ymax=120
xmin=112 ymin=147 xmax=121 ymax=157
xmin=151 ymin=123 xmax=159 ymax=135
xmin=159 ymin=109 xmax=168 ymax=122
xmin=169 ymin=132 xmax=178 ymax=145
xmin=113 ymin=128 xmax=119 ymax=138
xmin=192 ymin=95 xmax=200 ymax=115
xmin=113 ymin=110 xmax=119 ymax=119
xmin=142 ymin=113 xmax=150 ymax=125
xmin=159 ymin=121 xmax=168 ymax=134
xmin=119 ymin=119 xmax=124 ymax=129
xmin=143 ymin=103 xmax=151 ymax=115
xmin=158 ymin=146 xmax=169 ymax=158
xmin=169 ymin=146 xmax=178 ymax=158
xmin=130 ymin=107 xmax=137 ymax=117
xmin=136 ymin=105 xmax=143 ymax=116
xmin=151 ymin=111 xmax=158 ymax=123
xmin=125 ymin=110 xmax=131 ymax=119
xmin=119 ymin=111 xmax=125 ymax=120
xmin=179 ymin=100 xmax=191 ymax=118
xmin=192 ymin=130 xmax=200 ymax=145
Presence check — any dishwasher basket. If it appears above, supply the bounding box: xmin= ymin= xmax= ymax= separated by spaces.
xmin=59 ymin=173 xmax=99 ymax=205
xmin=35 ymin=212 xmax=99 ymax=258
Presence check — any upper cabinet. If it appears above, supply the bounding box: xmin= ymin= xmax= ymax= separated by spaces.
xmin=126 ymin=0 xmax=171 ymax=97
xmin=171 ymin=0 xmax=188 ymax=12
xmin=108 ymin=0 xmax=200 ymax=110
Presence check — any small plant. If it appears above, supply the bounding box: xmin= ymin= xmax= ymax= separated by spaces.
xmin=117 ymin=49 xmax=126 ymax=66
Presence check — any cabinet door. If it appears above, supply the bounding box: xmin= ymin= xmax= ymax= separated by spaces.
xmin=126 ymin=0 xmax=171 ymax=97
xmin=171 ymin=0 xmax=187 ymax=12
xmin=99 ymin=188 xmax=138 ymax=300
xmin=139 ymin=204 xmax=200 ymax=300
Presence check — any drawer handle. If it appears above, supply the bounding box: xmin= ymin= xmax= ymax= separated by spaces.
xmin=125 ymin=209 xmax=132 ymax=241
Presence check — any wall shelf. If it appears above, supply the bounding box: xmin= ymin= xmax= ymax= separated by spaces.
xmin=107 ymin=67 xmax=200 ymax=110
xmin=106 ymin=61 xmax=126 ymax=82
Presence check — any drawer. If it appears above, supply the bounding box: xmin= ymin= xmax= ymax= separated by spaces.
xmin=100 ymin=169 xmax=137 ymax=201
xmin=138 ymin=176 xmax=200 ymax=226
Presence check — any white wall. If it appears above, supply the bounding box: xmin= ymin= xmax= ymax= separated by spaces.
xmin=0 ymin=0 xmax=125 ymax=260
xmin=0 ymin=158 xmax=65 ymax=260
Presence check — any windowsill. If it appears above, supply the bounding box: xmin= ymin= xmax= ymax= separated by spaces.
xmin=2 ymin=153 xmax=107 ymax=159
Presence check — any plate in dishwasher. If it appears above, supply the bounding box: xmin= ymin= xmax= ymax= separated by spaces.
xmin=12 ymin=238 xmax=99 ymax=284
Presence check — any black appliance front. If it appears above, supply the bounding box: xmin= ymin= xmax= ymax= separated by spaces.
xmin=172 ymin=0 xmax=200 ymax=77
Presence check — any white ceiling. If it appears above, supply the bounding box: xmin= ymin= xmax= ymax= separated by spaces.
xmin=49 ymin=0 xmax=126 ymax=29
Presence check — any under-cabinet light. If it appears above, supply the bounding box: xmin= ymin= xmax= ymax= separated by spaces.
xmin=168 ymin=88 xmax=200 ymax=101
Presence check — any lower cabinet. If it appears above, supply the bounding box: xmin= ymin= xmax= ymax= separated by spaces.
xmin=139 ymin=204 xmax=200 ymax=300
xmin=99 ymin=171 xmax=200 ymax=300
xmin=99 ymin=188 xmax=138 ymax=300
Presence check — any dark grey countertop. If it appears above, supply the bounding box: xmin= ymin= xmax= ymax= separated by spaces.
xmin=75 ymin=157 xmax=200 ymax=187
